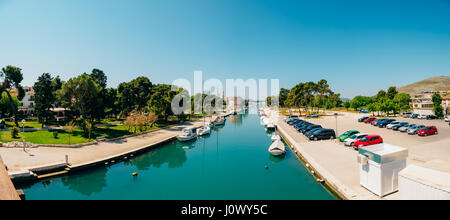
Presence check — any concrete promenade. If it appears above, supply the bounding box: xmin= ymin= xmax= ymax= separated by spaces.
xmin=0 ymin=156 xmax=20 ymax=200
xmin=0 ymin=121 xmax=203 ymax=176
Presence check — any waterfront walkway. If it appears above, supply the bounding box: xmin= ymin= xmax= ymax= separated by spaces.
xmin=0 ymin=156 xmax=20 ymax=200
xmin=0 ymin=121 xmax=203 ymax=174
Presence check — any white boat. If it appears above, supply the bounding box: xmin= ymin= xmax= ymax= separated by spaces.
xmin=176 ymin=127 xmax=197 ymax=142
xmin=268 ymin=139 xmax=286 ymax=156
xmin=266 ymin=122 xmax=276 ymax=130
xmin=197 ymin=126 xmax=211 ymax=136
xmin=214 ymin=116 xmax=226 ymax=126
xmin=205 ymin=121 xmax=214 ymax=128
xmin=271 ymin=134 xmax=281 ymax=142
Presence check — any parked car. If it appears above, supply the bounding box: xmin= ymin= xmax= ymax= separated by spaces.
xmin=305 ymin=128 xmax=324 ymax=138
xmin=300 ymin=124 xmax=322 ymax=134
xmin=288 ymin=119 xmax=301 ymax=125
xmin=294 ymin=121 xmax=309 ymax=129
xmin=285 ymin=115 xmax=299 ymax=122
xmin=358 ymin=117 xmax=369 ymax=122
xmin=353 ymin=135 xmax=383 ymax=150
xmin=309 ymin=129 xmax=336 ymax=141
xmin=344 ymin=133 xmax=368 ymax=147
xmin=386 ymin=121 xmax=400 ymax=129
xmin=306 ymin=113 xmax=318 ymax=118
xmin=296 ymin=123 xmax=313 ymax=132
xmin=417 ymin=114 xmax=427 ymax=119
xmin=426 ymin=115 xmax=438 ymax=120
xmin=359 ymin=109 xmax=368 ymax=113
xmin=418 ymin=126 xmax=438 ymax=136
xmin=378 ymin=119 xmax=396 ymax=128
xmin=364 ymin=117 xmax=377 ymax=124
xmin=338 ymin=130 xmax=360 ymax=142
xmin=371 ymin=119 xmax=382 ymax=126
xmin=445 ymin=116 xmax=450 ymax=122
xmin=407 ymin=125 xmax=426 ymax=135
xmin=392 ymin=122 xmax=409 ymax=131
xmin=402 ymin=112 xmax=412 ymax=118
xmin=399 ymin=124 xmax=416 ymax=132
xmin=411 ymin=114 xmax=419 ymax=119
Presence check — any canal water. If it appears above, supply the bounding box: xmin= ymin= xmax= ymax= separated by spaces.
xmin=19 ymin=110 xmax=335 ymax=200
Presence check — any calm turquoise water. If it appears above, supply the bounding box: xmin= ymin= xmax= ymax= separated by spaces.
xmin=19 ymin=110 xmax=335 ymax=200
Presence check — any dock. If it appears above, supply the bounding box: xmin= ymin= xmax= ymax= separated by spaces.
xmin=0 ymin=156 xmax=20 ymax=200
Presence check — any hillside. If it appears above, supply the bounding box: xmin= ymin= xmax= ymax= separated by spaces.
xmin=398 ymin=76 xmax=450 ymax=95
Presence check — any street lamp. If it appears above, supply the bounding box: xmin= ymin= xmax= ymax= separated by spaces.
xmin=334 ymin=113 xmax=338 ymax=138
xmin=21 ymin=119 xmax=26 ymax=151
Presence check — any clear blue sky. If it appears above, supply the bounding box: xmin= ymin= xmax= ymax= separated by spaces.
xmin=0 ymin=0 xmax=449 ymax=98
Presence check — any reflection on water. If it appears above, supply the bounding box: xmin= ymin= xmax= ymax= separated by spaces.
xmin=268 ymin=154 xmax=286 ymax=163
xmin=228 ymin=114 xmax=243 ymax=125
xmin=126 ymin=144 xmax=188 ymax=170
xmin=61 ymin=167 xmax=108 ymax=196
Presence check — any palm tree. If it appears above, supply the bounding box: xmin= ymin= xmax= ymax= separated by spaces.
xmin=65 ymin=121 xmax=76 ymax=145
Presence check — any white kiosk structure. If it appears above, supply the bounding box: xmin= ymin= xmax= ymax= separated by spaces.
xmin=358 ymin=144 xmax=408 ymax=197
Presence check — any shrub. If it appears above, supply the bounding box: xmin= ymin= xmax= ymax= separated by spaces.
xmin=11 ymin=127 xmax=20 ymax=138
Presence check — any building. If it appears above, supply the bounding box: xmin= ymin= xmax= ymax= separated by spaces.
xmin=442 ymin=94 xmax=450 ymax=115
xmin=411 ymin=91 xmax=447 ymax=115
xmin=10 ymin=86 xmax=35 ymax=116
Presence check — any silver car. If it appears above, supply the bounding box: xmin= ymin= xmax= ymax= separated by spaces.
xmin=408 ymin=125 xmax=426 ymax=135
xmin=399 ymin=124 xmax=416 ymax=132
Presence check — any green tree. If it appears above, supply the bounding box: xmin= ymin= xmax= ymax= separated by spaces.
xmin=393 ymin=93 xmax=412 ymax=113
xmin=90 ymin=69 xmax=107 ymax=89
xmin=375 ymin=90 xmax=387 ymax=102
xmin=118 ymin=77 xmax=153 ymax=116
xmin=34 ymin=73 xmax=56 ymax=127
xmin=0 ymin=65 xmax=25 ymax=126
xmin=344 ymin=101 xmax=351 ymax=110
xmin=387 ymin=86 xmax=398 ymax=100
xmin=279 ymin=88 xmax=290 ymax=107
xmin=432 ymin=93 xmax=444 ymax=117
xmin=351 ymin=96 xmax=373 ymax=111
xmin=57 ymin=74 xmax=102 ymax=122
xmin=148 ymin=84 xmax=179 ymax=121
xmin=0 ymin=92 xmax=20 ymax=116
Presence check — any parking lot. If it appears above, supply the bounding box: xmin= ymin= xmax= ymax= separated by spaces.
xmin=272 ymin=110 xmax=450 ymax=199
xmin=297 ymin=112 xmax=450 ymax=172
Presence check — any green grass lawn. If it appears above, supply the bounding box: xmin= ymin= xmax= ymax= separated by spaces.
xmin=0 ymin=122 xmax=174 ymax=145
xmin=4 ymin=121 xmax=44 ymax=129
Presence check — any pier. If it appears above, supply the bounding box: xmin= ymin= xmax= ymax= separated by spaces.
xmin=0 ymin=156 xmax=20 ymax=200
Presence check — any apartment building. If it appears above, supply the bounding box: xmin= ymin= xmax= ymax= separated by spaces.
xmin=411 ymin=91 xmax=447 ymax=115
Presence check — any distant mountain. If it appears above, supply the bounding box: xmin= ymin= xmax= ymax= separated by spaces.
xmin=398 ymin=76 xmax=450 ymax=95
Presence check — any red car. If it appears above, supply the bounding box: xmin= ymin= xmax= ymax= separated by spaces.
xmin=353 ymin=135 xmax=383 ymax=150
xmin=364 ymin=118 xmax=377 ymax=124
xmin=418 ymin=126 xmax=438 ymax=136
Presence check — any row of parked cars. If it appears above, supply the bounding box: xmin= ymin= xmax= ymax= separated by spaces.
xmin=402 ymin=112 xmax=438 ymax=120
xmin=359 ymin=117 xmax=438 ymax=136
xmin=284 ymin=116 xmax=336 ymax=141
xmin=337 ymin=130 xmax=383 ymax=150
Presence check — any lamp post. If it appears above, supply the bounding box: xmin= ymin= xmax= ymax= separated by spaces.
xmin=334 ymin=113 xmax=338 ymax=138
xmin=21 ymin=119 xmax=26 ymax=151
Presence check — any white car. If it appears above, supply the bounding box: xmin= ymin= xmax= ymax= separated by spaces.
xmin=344 ymin=133 xmax=368 ymax=146
xmin=417 ymin=114 xmax=427 ymax=119
xmin=445 ymin=116 xmax=450 ymax=122
xmin=386 ymin=121 xmax=400 ymax=129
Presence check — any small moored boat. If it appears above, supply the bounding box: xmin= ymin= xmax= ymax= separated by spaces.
xmin=176 ymin=127 xmax=197 ymax=142
xmin=268 ymin=139 xmax=286 ymax=156
xmin=197 ymin=126 xmax=211 ymax=136
xmin=271 ymin=134 xmax=281 ymax=142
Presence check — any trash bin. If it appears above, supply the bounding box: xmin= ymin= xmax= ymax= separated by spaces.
xmin=358 ymin=144 xmax=408 ymax=197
